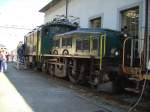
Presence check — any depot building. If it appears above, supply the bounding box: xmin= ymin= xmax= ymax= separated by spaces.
xmin=40 ymin=0 xmax=148 ymax=40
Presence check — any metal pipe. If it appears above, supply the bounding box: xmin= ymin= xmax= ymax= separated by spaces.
xmin=130 ymin=39 xmax=134 ymax=67
xmin=103 ymin=33 xmax=106 ymax=56
xmin=122 ymin=37 xmax=132 ymax=71
xmin=145 ymin=0 xmax=149 ymax=69
xmin=66 ymin=0 xmax=69 ymax=19
xmin=99 ymin=34 xmax=103 ymax=70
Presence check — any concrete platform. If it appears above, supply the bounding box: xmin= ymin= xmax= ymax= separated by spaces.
xmin=0 ymin=64 xmax=112 ymax=112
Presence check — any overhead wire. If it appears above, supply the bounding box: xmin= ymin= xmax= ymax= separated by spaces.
xmin=0 ymin=25 xmax=32 ymax=30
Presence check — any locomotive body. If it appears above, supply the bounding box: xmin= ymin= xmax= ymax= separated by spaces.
xmin=24 ymin=25 xmax=150 ymax=93
xmin=20 ymin=0 xmax=150 ymax=96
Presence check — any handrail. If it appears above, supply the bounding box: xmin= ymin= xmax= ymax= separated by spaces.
xmin=99 ymin=33 xmax=106 ymax=70
xmin=103 ymin=33 xmax=106 ymax=56
xmin=122 ymin=37 xmax=131 ymax=71
xmin=99 ymin=34 xmax=103 ymax=70
xmin=122 ymin=37 xmax=144 ymax=74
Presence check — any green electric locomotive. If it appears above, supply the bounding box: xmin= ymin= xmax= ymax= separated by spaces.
xmin=24 ymin=25 xmax=150 ymax=93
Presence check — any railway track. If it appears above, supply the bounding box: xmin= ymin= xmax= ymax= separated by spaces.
xmin=14 ymin=62 xmax=150 ymax=112
xmin=46 ymin=74 xmax=150 ymax=112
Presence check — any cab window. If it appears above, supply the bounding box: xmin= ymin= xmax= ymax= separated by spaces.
xmin=44 ymin=28 xmax=49 ymax=36
xmin=93 ymin=38 xmax=98 ymax=50
xmin=67 ymin=38 xmax=72 ymax=46
xmin=76 ymin=40 xmax=82 ymax=50
xmin=62 ymin=37 xmax=72 ymax=47
xmin=54 ymin=39 xmax=60 ymax=47
xmin=82 ymin=39 xmax=90 ymax=50
xmin=62 ymin=38 xmax=67 ymax=46
xmin=76 ymin=39 xmax=90 ymax=51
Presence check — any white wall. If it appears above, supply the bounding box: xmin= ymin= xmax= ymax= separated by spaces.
xmin=44 ymin=0 xmax=145 ymax=32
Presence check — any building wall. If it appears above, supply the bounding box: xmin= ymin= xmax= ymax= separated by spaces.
xmin=44 ymin=0 xmax=144 ymax=31
xmin=148 ymin=0 xmax=150 ymax=37
xmin=44 ymin=0 xmax=66 ymax=23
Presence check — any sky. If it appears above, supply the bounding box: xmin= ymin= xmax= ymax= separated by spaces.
xmin=0 ymin=0 xmax=51 ymax=52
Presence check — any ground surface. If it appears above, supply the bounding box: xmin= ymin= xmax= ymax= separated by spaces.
xmin=0 ymin=63 xmax=149 ymax=112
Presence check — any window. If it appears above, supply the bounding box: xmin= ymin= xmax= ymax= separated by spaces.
xmin=90 ymin=17 xmax=101 ymax=28
xmin=82 ymin=39 xmax=90 ymax=50
xmin=67 ymin=38 xmax=72 ymax=46
xmin=62 ymin=38 xmax=72 ymax=47
xmin=54 ymin=40 xmax=60 ymax=47
xmin=76 ymin=40 xmax=82 ymax=50
xmin=44 ymin=28 xmax=49 ymax=35
xmin=76 ymin=39 xmax=90 ymax=51
xmin=93 ymin=38 xmax=98 ymax=50
xmin=121 ymin=7 xmax=139 ymax=38
xmin=62 ymin=38 xmax=67 ymax=46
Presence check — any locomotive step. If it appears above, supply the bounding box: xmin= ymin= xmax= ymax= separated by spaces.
xmin=125 ymin=88 xmax=140 ymax=93
xmin=128 ymin=77 xmax=140 ymax=81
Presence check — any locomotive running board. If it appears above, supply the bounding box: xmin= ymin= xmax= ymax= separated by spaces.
xmin=125 ymin=88 xmax=140 ymax=93
xmin=123 ymin=67 xmax=142 ymax=76
xmin=123 ymin=67 xmax=150 ymax=80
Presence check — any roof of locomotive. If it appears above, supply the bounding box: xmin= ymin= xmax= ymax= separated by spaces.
xmin=24 ymin=22 xmax=77 ymax=37
xmin=41 ymin=23 xmax=78 ymax=30
xmin=55 ymin=28 xmax=121 ymax=37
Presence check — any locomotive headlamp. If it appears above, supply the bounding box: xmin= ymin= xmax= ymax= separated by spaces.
xmin=115 ymin=51 xmax=119 ymax=56
xmin=124 ymin=34 xmax=127 ymax=37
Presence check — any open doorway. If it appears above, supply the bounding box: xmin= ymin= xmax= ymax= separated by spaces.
xmin=121 ymin=7 xmax=140 ymax=67
xmin=121 ymin=7 xmax=139 ymax=38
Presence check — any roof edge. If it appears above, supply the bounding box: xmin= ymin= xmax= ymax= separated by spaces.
xmin=39 ymin=0 xmax=61 ymax=12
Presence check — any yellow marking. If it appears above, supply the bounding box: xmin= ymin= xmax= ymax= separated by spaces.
xmin=90 ymin=35 xmax=92 ymax=54
xmin=103 ymin=33 xmax=106 ymax=56
xmin=99 ymin=34 xmax=103 ymax=70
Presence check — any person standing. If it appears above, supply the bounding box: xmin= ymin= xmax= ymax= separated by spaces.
xmin=1 ymin=50 xmax=7 ymax=72
xmin=0 ymin=51 xmax=3 ymax=72
xmin=6 ymin=53 xmax=9 ymax=62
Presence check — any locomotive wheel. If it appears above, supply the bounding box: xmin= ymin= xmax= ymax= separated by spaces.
xmin=42 ymin=63 xmax=46 ymax=73
xmin=48 ymin=64 xmax=55 ymax=76
xmin=89 ymin=71 xmax=103 ymax=90
xmin=68 ymin=71 xmax=79 ymax=84
xmin=68 ymin=65 xmax=80 ymax=84
xmin=68 ymin=74 xmax=81 ymax=84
